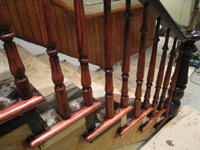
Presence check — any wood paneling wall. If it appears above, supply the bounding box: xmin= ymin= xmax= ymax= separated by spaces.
xmin=5 ymin=0 xmax=155 ymax=68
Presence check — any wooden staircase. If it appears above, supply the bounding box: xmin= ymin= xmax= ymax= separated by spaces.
xmin=0 ymin=0 xmax=199 ymax=149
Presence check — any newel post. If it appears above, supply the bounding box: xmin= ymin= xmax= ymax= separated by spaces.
xmin=170 ymin=40 xmax=197 ymax=117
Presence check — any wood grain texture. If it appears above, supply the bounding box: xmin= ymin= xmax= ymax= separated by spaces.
xmin=154 ymin=115 xmax=170 ymax=129
xmin=120 ymin=107 xmax=153 ymax=136
xmin=74 ymin=0 xmax=93 ymax=106
xmin=134 ymin=3 xmax=148 ymax=118
xmin=0 ymin=0 xmax=32 ymax=100
xmin=85 ymin=106 xmax=133 ymax=142
xmin=24 ymin=0 xmax=43 ymax=45
xmin=37 ymin=0 xmax=70 ymax=119
xmin=4 ymin=0 xmax=25 ymax=39
xmin=104 ymin=0 xmax=114 ymax=119
xmin=0 ymin=95 xmax=44 ymax=125
xmin=139 ymin=109 xmax=166 ymax=132
xmin=121 ymin=0 xmax=132 ymax=108
xmin=143 ymin=17 xmax=161 ymax=109
xmin=4 ymin=1 xmax=155 ymax=67
xmin=151 ymin=28 xmax=170 ymax=117
xmin=0 ymin=124 xmax=40 ymax=150
xmin=15 ymin=0 xmax=34 ymax=42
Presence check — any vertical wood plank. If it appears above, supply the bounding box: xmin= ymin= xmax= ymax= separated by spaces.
xmin=63 ymin=11 xmax=77 ymax=58
xmin=85 ymin=19 xmax=93 ymax=64
xmin=4 ymin=0 xmax=16 ymax=34
xmin=93 ymin=18 xmax=101 ymax=67
xmin=24 ymin=0 xmax=43 ymax=45
xmin=55 ymin=6 xmax=70 ymax=55
xmin=15 ymin=0 xmax=34 ymax=42
xmin=98 ymin=17 xmax=105 ymax=68
xmin=33 ymin=0 xmax=44 ymax=46
xmin=50 ymin=3 xmax=62 ymax=52
xmin=87 ymin=19 xmax=96 ymax=65
xmin=5 ymin=0 xmax=25 ymax=39
xmin=0 ymin=0 xmax=32 ymax=100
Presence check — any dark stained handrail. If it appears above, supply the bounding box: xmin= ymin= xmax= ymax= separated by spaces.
xmin=139 ymin=0 xmax=200 ymax=42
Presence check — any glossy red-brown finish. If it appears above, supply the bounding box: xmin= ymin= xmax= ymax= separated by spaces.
xmin=143 ymin=17 xmax=161 ymax=109
xmin=38 ymin=0 xmax=71 ymax=119
xmin=134 ymin=3 xmax=148 ymax=118
xmin=159 ymin=37 xmax=177 ymax=110
xmin=86 ymin=106 xmax=133 ymax=142
xmin=165 ymin=43 xmax=183 ymax=117
xmin=74 ymin=0 xmax=93 ymax=106
xmin=139 ymin=109 xmax=166 ymax=132
xmin=30 ymin=101 xmax=102 ymax=148
xmin=154 ymin=115 xmax=170 ymax=129
xmin=0 ymin=95 xmax=45 ymax=125
xmin=121 ymin=0 xmax=132 ymax=108
xmin=151 ymin=28 xmax=170 ymax=117
xmin=120 ymin=107 xmax=153 ymax=136
xmin=0 ymin=0 xmax=32 ymax=100
xmin=104 ymin=0 xmax=114 ymax=119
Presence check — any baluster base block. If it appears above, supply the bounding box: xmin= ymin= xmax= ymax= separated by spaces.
xmin=0 ymin=82 xmax=45 ymax=125
xmin=119 ymin=107 xmax=153 ymax=137
xmin=139 ymin=109 xmax=166 ymax=132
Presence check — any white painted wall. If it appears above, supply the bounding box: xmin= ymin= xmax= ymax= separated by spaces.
xmin=160 ymin=0 xmax=195 ymax=27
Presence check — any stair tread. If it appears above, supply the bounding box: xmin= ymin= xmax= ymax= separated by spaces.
xmin=0 ymin=45 xmax=73 ymax=97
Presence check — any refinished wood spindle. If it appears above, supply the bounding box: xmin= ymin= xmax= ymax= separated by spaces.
xmin=165 ymin=43 xmax=183 ymax=117
xmin=121 ymin=0 xmax=132 ymax=108
xmin=159 ymin=37 xmax=177 ymax=110
xmin=134 ymin=2 xmax=148 ymax=118
xmin=143 ymin=17 xmax=161 ymax=110
xmin=74 ymin=0 xmax=93 ymax=106
xmin=104 ymin=0 xmax=114 ymax=119
xmin=151 ymin=28 xmax=170 ymax=117
xmin=38 ymin=0 xmax=71 ymax=119
xmin=0 ymin=0 xmax=32 ymax=100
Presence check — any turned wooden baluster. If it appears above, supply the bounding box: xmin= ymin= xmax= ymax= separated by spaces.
xmin=74 ymin=0 xmax=93 ymax=106
xmin=143 ymin=17 xmax=161 ymax=110
xmin=38 ymin=0 xmax=71 ymax=119
xmin=134 ymin=3 xmax=148 ymax=118
xmin=151 ymin=28 xmax=170 ymax=117
xmin=104 ymin=0 xmax=114 ymax=119
xmin=121 ymin=0 xmax=132 ymax=108
xmin=0 ymin=0 xmax=32 ymax=100
xmin=158 ymin=37 xmax=177 ymax=110
xmin=165 ymin=43 xmax=183 ymax=117
xmin=170 ymin=40 xmax=197 ymax=117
